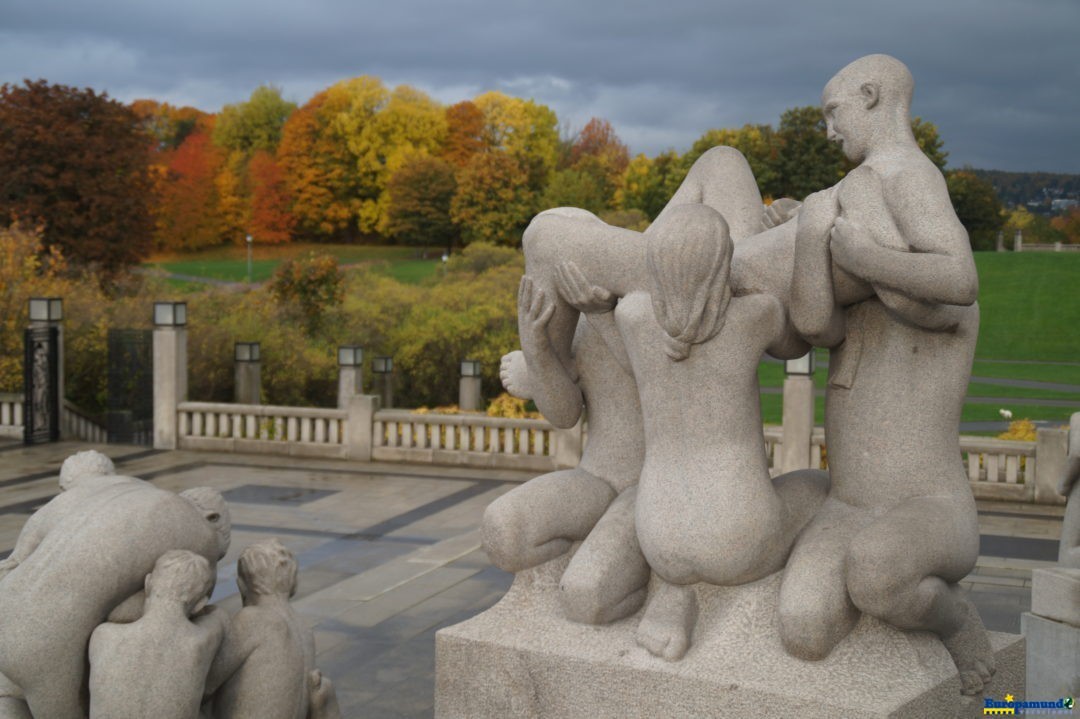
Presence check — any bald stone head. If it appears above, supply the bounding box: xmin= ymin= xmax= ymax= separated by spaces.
xmin=821 ymin=54 xmax=916 ymax=163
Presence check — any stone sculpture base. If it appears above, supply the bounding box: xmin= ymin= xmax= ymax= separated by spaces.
xmin=436 ymin=556 xmax=1024 ymax=719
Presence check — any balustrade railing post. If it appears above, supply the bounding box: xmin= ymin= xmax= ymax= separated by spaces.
xmin=346 ymin=394 xmax=380 ymax=461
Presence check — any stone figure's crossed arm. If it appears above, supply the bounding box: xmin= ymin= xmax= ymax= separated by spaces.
xmin=517 ymin=275 xmax=585 ymax=428
xmin=831 ymin=166 xmax=978 ymax=307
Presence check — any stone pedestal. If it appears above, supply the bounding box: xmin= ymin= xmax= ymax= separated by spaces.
xmin=1023 ymin=568 xmax=1080 ymax=698
xmin=436 ymin=556 xmax=1024 ymax=719
xmin=1021 ymin=613 xmax=1080 ymax=699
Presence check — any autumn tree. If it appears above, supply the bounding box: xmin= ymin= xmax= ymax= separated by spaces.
xmin=1051 ymin=207 xmax=1080 ymax=244
xmin=912 ymin=117 xmax=948 ymax=172
xmin=443 ymin=101 xmax=485 ymax=168
xmin=451 ymin=151 xmax=534 ymax=246
xmin=552 ymin=117 xmax=630 ymax=212
xmin=248 ymin=151 xmax=295 ymax=244
xmin=278 ymin=86 xmax=367 ymax=241
xmin=154 ymin=131 xmax=226 ymax=250
xmin=473 ymin=92 xmax=559 ymax=193
xmin=0 ymin=80 xmax=154 ymax=272
xmin=130 ymin=99 xmax=211 ymax=151
xmin=384 ymin=156 xmax=457 ymax=250
xmin=946 ymin=169 xmax=1005 ymax=250
xmin=213 ymin=85 xmax=296 ymax=157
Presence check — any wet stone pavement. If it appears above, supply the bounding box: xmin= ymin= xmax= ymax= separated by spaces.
xmin=0 ymin=440 xmax=1065 ymax=717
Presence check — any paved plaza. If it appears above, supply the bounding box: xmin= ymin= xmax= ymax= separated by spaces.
xmin=0 ymin=440 xmax=1066 ymax=718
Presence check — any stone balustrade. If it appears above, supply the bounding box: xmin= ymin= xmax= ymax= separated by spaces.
xmin=0 ymin=392 xmax=23 ymax=439
xmin=960 ymin=436 xmax=1037 ymax=501
xmin=372 ymin=409 xmax=579 ymax=472
xmin=177 ymin=401 xmax=348 ymax=459
xmin=61 ymin=401 xmax=107 ymax=444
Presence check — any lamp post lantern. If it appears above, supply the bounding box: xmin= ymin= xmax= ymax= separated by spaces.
xmin=373 ymin=356 xmax=394 ymax=409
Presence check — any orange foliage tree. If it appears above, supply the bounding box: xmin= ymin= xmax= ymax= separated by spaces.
xmin=248 ymin=150 xmax=295 ymax=244
xmin=154 ymin=130 xmax=226 ymax=250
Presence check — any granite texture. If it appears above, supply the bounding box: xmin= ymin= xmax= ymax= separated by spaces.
xmin=1060 ymin=412 xmax=1080 ymax=568
xmin=436 ymin=556 xmax=1024 ymax=719
xmin=1031 ymin=567 xmax=1080 ymax=627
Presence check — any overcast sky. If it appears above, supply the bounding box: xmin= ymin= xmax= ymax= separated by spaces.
xmin=2 ymin=0 xmax=1077 ymax=173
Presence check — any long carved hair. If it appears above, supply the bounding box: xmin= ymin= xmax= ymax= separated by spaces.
xmin=645 ymin=204 xmax=733 ymax=361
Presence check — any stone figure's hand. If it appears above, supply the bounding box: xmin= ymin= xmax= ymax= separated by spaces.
xmin=518 ymin=275 xmax=555 ymax=347
xmin=829 ymin=216 xmax=872 ymax=271
xmin=763 ymin=198 xmax=802 ymax=229
xmin=797 ymin=187 xmax=840 ymax=244
xmin=308 ymin=670 xmax=343 ymax=719
xmin=500 ymin=351 xmax=533 ymax=400
xmin=554 ymin=261 xmax=615 ymax=314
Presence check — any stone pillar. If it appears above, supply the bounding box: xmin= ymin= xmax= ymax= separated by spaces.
xmin=995 ymin=230 xmax=1005 ymax=252
xmin=460 ymin=377 xmax=483 ymax=412
xmin=1035 ymin=427 xmax=1068 ymax=504
xmin=780 ymin=375 xmax=814 ymax=473
xmin=338 ymin=367 xmax=363 ymax=409
xmin=1055 ymin=241 xmax=1063 ymax=252
xmin=553 ymin=416 xmax=584 ymax=469
xmin=1014 ymin=228 xmax=1023 ymax=252
xmin=346 ymin=394 xmax=379 ymax=461
xmin=234 ymin=343 xmax=261 ymax=405
xmin=153 ymin=326 xmax=187 ymax=450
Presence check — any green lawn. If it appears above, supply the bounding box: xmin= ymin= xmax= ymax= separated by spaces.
xmin=147 ymin=244 xmax=443 ymax=285
xmin=973 ymin=252 xmax=1080 ymax=362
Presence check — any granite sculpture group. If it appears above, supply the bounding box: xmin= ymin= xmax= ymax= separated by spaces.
xmin=0 ymin=450 xmax=341 ymax=719
xmin=468 ymin=54 xmax=1026 ymax=716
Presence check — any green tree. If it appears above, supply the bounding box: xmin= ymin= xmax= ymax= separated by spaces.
xmin=683 ymin=124 xmax=783 ymax=199
xmin=774 ymin=106 xmax=846 ymax=200
xmin=946 ymin=169 xmax=1005 ymax=250
xmin=384 ymin=155 xmax=458 ymax=251
xmin=539 ymin=168 xmax=609 ymax=215
xmin=0 ymin=80 xmax=154 ymax=273
xmin=213 ymin=85 xmax=296 ymax=157
xmin=911 ymin=117 xmax=948 ymax=172
xmin=616 ymin=151 xmax=687 ymax=220
xmin=268 ymin=252 xmax=345 ymax=333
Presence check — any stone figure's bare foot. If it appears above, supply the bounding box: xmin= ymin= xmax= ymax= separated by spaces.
xmin=636 ymin=580 xmax=697 ymax=661
xmin=941 ymin=591 xmax=995 ymax=695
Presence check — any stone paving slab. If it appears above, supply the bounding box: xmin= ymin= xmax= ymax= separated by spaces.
xmin=0 ymin=442 xmax=1066 ymax=717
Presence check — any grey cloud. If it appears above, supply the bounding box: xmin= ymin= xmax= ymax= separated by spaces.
xmin=0 ymin=0 xmax=1076 ymax=171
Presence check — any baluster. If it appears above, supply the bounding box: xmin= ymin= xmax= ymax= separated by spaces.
xmin=503 ymin=427 xmax=515 ymax=455
xmin=985 ymin=454 xmax=1000 ymax=483
xmin=1005 ymin=455 xmax=1019 ymax=484
xmin=314 ymin=418 xmax=326 ymax=443
xmin=329 ymin=419 xmax=340 ymax=444
xmin=967 ymin=451 xmax=979 ymax=482
xmin=245 ymin=414 xmax=256 ymax=439
xmin=193 ymin=412 xmax=204 ymax=437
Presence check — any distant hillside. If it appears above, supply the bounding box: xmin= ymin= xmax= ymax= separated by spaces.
xmin=970 ymin=169 xmax=1080 ymax=212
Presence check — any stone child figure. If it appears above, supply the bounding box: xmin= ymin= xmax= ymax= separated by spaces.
xmin=484 ymin=208 xmax=651 ymax=626
xmin=781 ymin=54 xmax=992 ymax=693
xmin=555 ymin=205 xmax=829 ymax=660
xmin=88 ymin=550 xmax=227 ymax=719
xmin=204 ymin=539 xmax=320 ymax=719
xmin=0 ymin=450 xmax=231 ymax=719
